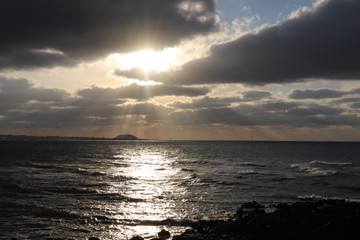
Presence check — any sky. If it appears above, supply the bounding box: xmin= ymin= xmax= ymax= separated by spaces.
xmin=1 ymin=0 xmax=360 ymax=141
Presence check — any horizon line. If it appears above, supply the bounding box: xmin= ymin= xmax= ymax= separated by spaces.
xmin=0 ymin=134 xmax=359 ymax=143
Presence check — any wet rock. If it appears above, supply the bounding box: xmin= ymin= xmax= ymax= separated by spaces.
xmin=173 ymin=200 xmax=360 ymax=240
xmin=158 ymin=229 xmax=171 ymax=239
xmin=130 ymin=236 xmax=144 ymax=240
xmin=235 ymin=201 xmax=265 ymax=220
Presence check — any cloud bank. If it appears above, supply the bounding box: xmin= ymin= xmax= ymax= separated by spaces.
xmin=169 ymin=102 xmax=359 ymax=128
xmin=0 ymin=0 xmax=217 ymax=70
xmin=288 ymin=88 xmax=360 ymax=99
xmin=118 ymin=0 xmax=360 ymax=85
xmin=1 ymin=77 xmax=360 ymax=137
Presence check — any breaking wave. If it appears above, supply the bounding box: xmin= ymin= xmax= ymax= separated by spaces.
xmin=310 ymin=160 xmax=353 ymax=166
xmin=290 ymin=163 xmax=340 ymax=176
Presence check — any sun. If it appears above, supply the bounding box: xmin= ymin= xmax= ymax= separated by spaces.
xmin=131 ymin=50 xmax=166 ymax=71
xmin=108 ymin=48 xmax=181 ymax=72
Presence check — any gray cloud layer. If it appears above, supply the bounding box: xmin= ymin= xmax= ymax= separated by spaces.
xmin=77 ymin=84 xmax=209 ymax=101
xmin=169 ymin=102 xmax=360 ymax=128
xmin=168 ymin=91 xmax=272 ymax=109
xmin=0 ymin=77 xmax=207 ymax=128
xmin=289 ymin=88 xmax=360 ymax=99
xmin=0 ymin=0 xmax=217 ymax=70
xmin=1 ymin=77 xmax=360 ymax=131
xmin=169 ymin=96 xmax=242 ymax=109
xmin=118 ymin=0 xmax=360 ymax=85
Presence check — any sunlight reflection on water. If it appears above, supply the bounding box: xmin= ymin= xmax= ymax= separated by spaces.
xmin=108 ymin=147 xmax=187 ymax=239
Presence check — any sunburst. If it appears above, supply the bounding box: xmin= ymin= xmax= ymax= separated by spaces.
xmin=108 ymin=48 xmax=181 ymax=72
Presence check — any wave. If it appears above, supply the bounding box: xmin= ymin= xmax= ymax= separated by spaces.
xmin=218 ymin=180 xmax=245 ymax=186
xmin=310 ymin=160 xmax=353 ymax=166
xmin=97 ymin=193 xmax=143 ymax=202
xmin=0 ymin=201 xmax=85 ymax=221
xmin=238 ymin=169 xmax=262 ymax=175
xmin=46 ymin=187 xmax=99 ymax=195
xmin=111 ymin=162 xmax=131 ymax=167
xmin=28 ymin=162 xmax=61 ymax=169
xmin=290 ymin=163 xmax=339 ymax=176
xmin=338 ymin=185 xmax=360 ymax=192
xmin=45 ymin=187 xmax=143 ymax=202
xmin=240 ymin=162 xmax=267 ymax=167
xmin=295 ymin=194 xmax=360 ymax=202
xmin=35 ymin=207 xmax=83 ymax=220
xmin=75 ymin=168 xmax=107 ymax=176
xmin=0 ymin=181 xmax=42 ymax=195
xmin=272 ymin=176 xmax=296 ymax=182
xmin=133 ymin=218 xmax=193 ymax=227
xmin=69 ymin=228 xmax=91 ymax=233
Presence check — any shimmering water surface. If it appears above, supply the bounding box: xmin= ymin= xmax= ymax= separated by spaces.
xmin=1 ymin=141 xmax=360 ymax=239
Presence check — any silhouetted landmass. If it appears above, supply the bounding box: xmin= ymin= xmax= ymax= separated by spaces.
xmin=113 ymin=134 xmax=139 ymax=140
xmin=0 ymin=134 xmax=143 ymax=141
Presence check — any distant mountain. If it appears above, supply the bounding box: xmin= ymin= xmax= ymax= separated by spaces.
xmin=113 ymin=134 xmax=139 ymax=140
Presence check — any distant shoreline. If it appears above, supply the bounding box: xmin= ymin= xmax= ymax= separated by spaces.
xmin=0 ymin=134 xmax=146 ymax=141
xmin=0 ymin=135 xmax=359 ymax=143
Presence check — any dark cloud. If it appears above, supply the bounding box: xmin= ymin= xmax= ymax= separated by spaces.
xmin=120 ymin=0 xmax=360 ymax=85
xmin=2 ymin=102 xmax=170 ymax=129
xmin=169 ymin=96 xmax=241 ymax=109
xmin=0 ymin=50 xmax=77 ymax=70
xmin=0 ymin=76 xmax=70 ymax=112
xmin=1 ymin=77 xmax=201 ymax=129
xmin=0 ymin=0 xmax=217 ymax=70
xmin=169 ymin=101 xmax=360 ymax=128
xmin=350 ymin=103 xmax=360 ymax=109
xmin=168 ymin=91 xmax=272 ymax=109
xmin=77 ymin=83 xmax=209 ymax=101
xmin=261 ymin=101 xmax=300 ymax=111
xmin=242 ymin=90 xmax=272 ymax=101
xmin=287 ymin=105 xmax=344 ymax=116
xmin=289 ymin=89 xmax=346 ymax=99
xmin=289 ymin=88 xmax=360 ymax=99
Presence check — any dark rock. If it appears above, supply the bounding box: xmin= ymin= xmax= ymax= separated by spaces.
xmin=158 ymin=229 xmax=171 ymax=239
xmin=130 ymin=236 xmax=144 ymax=240
xmin=88 ymin=237 xmax=100 ymax=240
xmin=173 ymin=200 xmax=360 ymax=240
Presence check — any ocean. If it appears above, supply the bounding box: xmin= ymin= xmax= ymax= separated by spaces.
xmin=0 ymin=140 xmax=359 ymax=239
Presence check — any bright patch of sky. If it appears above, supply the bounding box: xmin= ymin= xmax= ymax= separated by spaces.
xmin=217 ymin=0 xmax=314 ymax=26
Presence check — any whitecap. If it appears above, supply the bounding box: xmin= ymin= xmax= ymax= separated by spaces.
xmin=290 ymin=163 xmax=337 ymax=176
xmin=240 ymin=162 xmax=267 ymax=167
xmin=237 ymin=169 xmax=261 ymax=175
xmin=310 ymin=160 xmax=353 ymax=166
xmin=296 ymin=194 xmax=328 ymax=200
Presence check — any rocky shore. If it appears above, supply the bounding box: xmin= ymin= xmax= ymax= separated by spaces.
xmin=173 ymin=199 xmax=360 ymax=240
xmin=3 ymin=199 xmax=360 ymax=240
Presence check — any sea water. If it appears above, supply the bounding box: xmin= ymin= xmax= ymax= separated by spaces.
xmin=1 ymin=140 xmax=359 ymax=239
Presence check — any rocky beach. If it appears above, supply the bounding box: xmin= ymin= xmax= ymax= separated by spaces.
xmin=2 ymin=199 xmax=360 ymax=240
xmin=172 ymin=199 xmax=360 ymax=240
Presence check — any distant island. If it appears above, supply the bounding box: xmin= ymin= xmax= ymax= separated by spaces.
xmin=0 ymin=134 xmax=144 ymax=141
xmin=114 ymin=134 xmax=140 ymax=140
